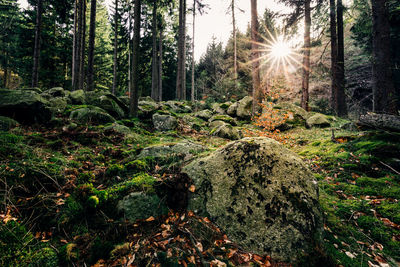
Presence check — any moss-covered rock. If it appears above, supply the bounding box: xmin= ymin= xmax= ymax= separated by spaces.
xmin=69 ymin=106 xmax=116 ymax=125
xmin=183 ymin=137 xmax=322 ymax=262
xmin=0 ymin=88 xmax=51 ymax=124
xmin=227 ymin=101 xmax=239 ymax=116
xmin=48 ymin=97 xmax=68 ymax=114
xmin=306 ymin=113 xmax=331 ymax=128
xmin=117 ymin=192 xmax=168 ymax=222
xmin=104 ymin=123 xmax=131 ymax=135
xmin=208 ymin=120 xmax=226 ymax=129
xmin=69 ymin=89 xmax=85 ymax=104
xmin=209 ymin=114 xmax=237 ymax=126
xmin=211 ymin=103 xmax=225 ymax=115
xmin=0 ymin=116 xmax=18 ymax=131
xmin=210 ymin=123 xmax=241 ymax=140
xmin=152 ymin=113 xmax=177 ymax=131
xmin=236 ymin=96 xmax=253 ymax=120
xmin=182 ymin=115 xmax=206 ymax=131
xmin=194 ymin=109 xmax=213 ymax=120
xmin=45 ymin=87 xmax=66 ymax=97
xmin=85 ymin=92 xmax=128 ymax=119
xmin=138 ymin=101 xmax=160 ymax=119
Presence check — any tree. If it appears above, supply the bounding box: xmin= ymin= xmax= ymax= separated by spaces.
xmin=301 ymin=0 xmax=311 ymax=111
xmin=176 ymin=0 xmax=186 ymax=100
xmin=112 ymin=0 xmax=118 ymax=94
xmin=371 ymin=0 xmax=397 ymax=114
xmin=336 ymin=0 xmax=347 ymax=116
xmin=191 ymin=0 xmax=195 ymax=102
xmin=230 ymin=0 xmax=237 ymax=82
xmin=87 ymin=0 xmax=97 ymax=91
xmin=329 ymin=0 xmax=338 ymax=114
xmin=129 ymin=0 xmax=141 ymax=117
xmin=31 ymin=0 xmax=43 ymax=88
xmin=151 ymin=0 xmax=159 ymax=101
xmin=250 ymin=0 xmax=261 ymax=115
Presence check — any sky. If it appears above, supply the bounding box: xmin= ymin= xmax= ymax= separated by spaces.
xmin=18 ymin=0 xmax=291 ymax=60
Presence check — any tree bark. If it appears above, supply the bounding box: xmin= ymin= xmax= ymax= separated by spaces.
xmin=358 ymin=113 xmax=400 ymax=132
xmin=371 ymin=0 xmax=397 ymax=114
xmin=158 ymin=24 xmax=163 ymax=101
xmin=336 ymin=0 xmax=347 ymax=117
xmin=176 ymin=0 xmax=186 ymax=100
xmin=151 ymin=0 xmax=159 ymax=101
xmin=301 ymin=0 xmax=311 ymax=111
xmin=191 ymin=0 xmax=195 ymax=102
xmin=112 ymin=0 xmax=118 ymax=95
xmin=250 ymin=0 xmax=261 ymax=115
xmin=329 ymin=0 xmax=338 ymax=113
xmin=232 ymin=0 xmax=237 ymax=81
xmin=79 ymin=0 xmax=86 ymax=90
xmin=128 ymin=2 xmax=132 ymax=96
xmin=72 ymin=0 xmax=78 ymax=89
xmin=87 ymin=0 xmax=97 ymax=91
xmin=31 ymin=0 xmax=43 ymax=88
xmin=129 ymin=0 xmax=141 ymax=117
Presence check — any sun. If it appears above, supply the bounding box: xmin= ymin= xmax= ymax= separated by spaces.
xmin=268 ymin=37 xmax=293 ymax=60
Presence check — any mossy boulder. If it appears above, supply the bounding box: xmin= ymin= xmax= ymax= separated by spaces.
xmin=211 ymin=103 xmax=225 ymax=115
xmin=183 ymin=137 xmax=322 ymax=262
xmin=208 ymin=120 xmax=226 ymax=129
xmin=69 ymin=89 xmax=85 ymax=104
xmin=117 ymin=192 xmax=168 ymax=222
xmin=104 ymin=123 xmax=131 ymax=135
xmin=194 ymin=109 xmax=213 ymax=120
xmin=164 ymin=101 xmax=192 ymax=113
xmin=209 ymin=114 xmax=237 ymax=126
xmin=0 ymin=116 xmax=18 ymax=131
xmin=236 ymin=96 xmax=253 ymax=120
xmin=306 ymin=113 xmax=331 ymax=128
xmin=0 ymin=88 xmax=51 ymax=124
xmin=85 ymin=92 xmax=128 ymax=119
xmin=227 ymin=102 xmax=239 ymax=116
xmin=138 ymin=101 xmax=160 ymax=119
xmin=48 ymin=97 xmax=68 ymax=114
xmin=210 ymin=123 xmax=241 ymax=140
xmin=45 ymin=87 xmax=66 ymax=97
xmin=69 ymin=106 xmax=116 ymax=125
xmin=152 ymin=113 xmax=178 ymax=131
xmin=182 ymin=115 xmax=206 ymax=131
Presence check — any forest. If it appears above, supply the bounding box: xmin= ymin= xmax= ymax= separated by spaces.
xmin=0 ymin=0 xmax=399 ymax=266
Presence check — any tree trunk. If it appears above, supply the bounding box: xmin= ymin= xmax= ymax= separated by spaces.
xmin=79 ymin=0 xmax=86 ymax=90
xmin=112 ymin=0 xmax=118 ymax=95
xmin=250 ymin=0 xmax=261 ymax=115
xmin=129 ymin=0 xmax=141 ymax=117
xmin=151 ymin=0 xmax=159 ymax=101
xmin=358 ymin=113 xmax=400 ymax=132
xmin=31 ymin=0 xmax=43 ymax=88
xmin=336 ymin=0 xmax=347 ymax=117
xmin=158 ymin=24 xmax=163 ymax=101
xmin=72 ymin=0 xmax=78 ymax=89
xmin=182 ymin=0 xmax=187 ymax=100
xmin=232 ymin=0 xmax=237 ymax=81
xmin=371 ymin=0 xmax=397 ymax=115
xmin=191 ymin=0 xmax=195 ymax=102
xmin=128 ymin=2 xmax=132 ymax=96
xmin=329 ymin=0 xmax=338 ymax=113
xmin=87 ymin=0 xmax=97 ymax=91
xmin=176 ymin=0 xmax=186 ymax=100
xmin=73 ymin=0 xmax=83 ymax=90
xmin=301 ymin=0 xmax=311 ymax=111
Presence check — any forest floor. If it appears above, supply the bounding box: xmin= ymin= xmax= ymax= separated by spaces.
xmin=0 ymin=107 xmax=399 ymax=266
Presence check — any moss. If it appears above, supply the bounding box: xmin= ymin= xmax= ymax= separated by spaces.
xmin=125 ymin=159 xmax=149 ymax=173
xmin=30 ymin=247 xmax=59 ymax=267
xmin=105 ymin=164 xmax=126 ymax=177
xmin=77 ymin=171 xmax=95 ymax=184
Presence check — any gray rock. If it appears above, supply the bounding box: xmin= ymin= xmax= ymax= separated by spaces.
xmin=104 ymin=123 xmax=131 ymax=135
xmin=182 ymin=115 xmax=206 ymax=131
xmin=212 ymin=103 xmax=225 ymax=115
xmin=0 ymin=89 xmax=51 ymax=124
xmin=210 ymin=124 xmax=241 ymax=140
xmin=227 ymin=102 xmax=239 ymax=116
xmin=306 ymin=113 xmax=331 ymax=128
xmin=208 ymin=120 xmax=226 ymax=129
xmin=117 ymin=192 xmax=168 ymax=222
xmin=138 ymin=140 xmax=206 ymax=160
xmin=209 ymin=114 xmax=237 ymax=126
xmin=236 ymin=96 xmax=253 ymax=120
xmin=0 ymin=116 xmax=18 ymax=131
xmin=194 ymin=109 xmax=213 ymax=120
xmin=164 ymin=101 xmax=192 ymax=113
xmin=138 ymin=101 xmax=160 ymax=119
xmin=183 ymin=137 xmax=322 ymax=262
xmin=46 ymin=87 xmax=66 ymax=97
xmin=69 ymin=106 xmax=116 ymax=125
xmin=152 ymin=113 xmax=178 ymax=131
xmin=69 ymin=90 xmax=85 ymax=104
xmin=48 ymin=97 xmax=68 ymax=114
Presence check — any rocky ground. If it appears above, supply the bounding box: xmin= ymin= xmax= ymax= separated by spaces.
xmin=0 ymin=87 xmax=399 ymax=266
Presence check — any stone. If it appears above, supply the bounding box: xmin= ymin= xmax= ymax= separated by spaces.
xmin=183 ymin=137 xmax=322 ymax=262
xmin=152 ymin=113 xmax=178 ymax=131
xmin=164 ymin=101 xmax=192 ymax=113
xmin=104 ymin=123 xmax=131 ymax=135
xmin=236 ymin=96 xmax=253 ymax=120
xmin=69 ymin=106 xmax=116 ymax=125
xmin=209 ymin=114 xmax=237 ymax=126
xmin=212 ymin=103 xmax=225 ymax=115
xmin=306 ymin=113 xmax=331 ymax=128
xmin=227 ymin=102 xmax=239 ymax=116
xmin=194 ymin=109 xmax=213 ymax=120
xmin=0 ymin=116 xmax=18 ymax=131
xmin=84 ymin=91 xmax=128 ymax=119
xmin=274 ymin=102 xmax=309 ymax=127
xmin=138 ymin=140 xmax=206 ymax=160
xmin=117 ymin=192 xmax=168 ymax=222
xmin=210 ymin=124 xmax=241 ymax=140
xmin=0 ymin=89 xmax=51 ymax=124
xmin=45 ymin=87 xmax=66 ymax=97
xmin=69 ymin=90 xmax=85 ymax=105
xmin=48 ymin=97 xmax=68 ymax=114
xmin=208 ymin=120 xmax=226 ymax=129
xmin=138 ymin=101 xmax=160 ymax=119
xmin=139 ymin=96 xmax=156 ymax=102
xmin=182 ymin=115 xmax=206 ymax=131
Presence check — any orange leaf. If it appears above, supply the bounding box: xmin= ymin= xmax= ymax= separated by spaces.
xmin=145 ymin=216 xmax=155 ymax=222
xmin=188 ymin=185 xmax=196 ymax=192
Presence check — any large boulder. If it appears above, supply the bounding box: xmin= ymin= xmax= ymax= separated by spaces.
xmin=152 ymin=113 xmax=178 ymax=131
xmin=69 ymin=90 xmax=85 ymax=105
xmin=183 ymin=137 xmax=322 ymax=262
xmin=211 ymin=103 xmax=225 ymax=115
xmin=227 ymin=102 xmax=239 ymax=116
xmin=138 ymin=140 xmax=206 ymax=160
xmin=306 ymin=113 xmax=331 ymax=128
xmin=182 ymin=115 xmax=206 ymax=131
xmin=194 ymin=109 xmax=213 ymax=120
xmin=104 ymin=123 xmax=131 ymax=135
xmin=45 ymin=87 xmax=66 ymax=98
xmin=210 ymin=123 xmax=241 ymax=140
xmin=209 ymin=114 xmax=237 ymax=126
xmin=85 ymin=91 xmax=128 ymax=119
xmin=69 ymin=106 xmax=116 ymax=124
xmin=236 ymin=96 xmax=253 ymax=120
xmin=48 ymin=97 xmax=68 ymax=114
xmin=0 ymin=116 xmax=18 ymax=131
xmin=138 ymin=101 xmax=160 ymax=119
xmin=0 ymin=89 xmax=51 ymax=124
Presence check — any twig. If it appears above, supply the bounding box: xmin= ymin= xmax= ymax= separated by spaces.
xmin=379 ymin=161 xmax=400 ymax=175
xmin=182 ymin=227 xmax=208 ymax=267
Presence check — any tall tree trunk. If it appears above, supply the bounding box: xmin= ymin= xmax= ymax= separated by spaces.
xmin=250 ymin=0 xmax=261 ymax=115
xmin=79 ymin=0 xmax=86 ymax=90
xmin=128 ymin=1 xmax=132 ymax=96
xmin=232 ymin=0 xmax=237 ymax=81
xmin=87 ymin=0 xmax=97 ymax=91
xmin=158 ymin=24 xmax=163 ymax=101
xmin=73 ymin=0 xmax=83 ymax=90
xmin=371 ymin=0 xmax=397 ymax=114
xmin=112 ymin=0 xmax=118 ymax=95
xmin=329 ymin=0 xmax=338 ymax=113
xmin=301 ymin=0 xmax=311 ymax=111
xmin=176 ymin=0 xmax=186 ymax=100
xmin=191 ymin=0 xmax=195 ymax=102
xmin=151 ymin=0 xmax=159 ymax=101
xmin=336 ymin=0 xmax=347 ymax=117
xmin=31 ymin=0 xmax=43 ymax=88
xmin=129 ymin=0 xmax=141 ymax=117
xmin=72 ymin=0 xmax=78 ymax=89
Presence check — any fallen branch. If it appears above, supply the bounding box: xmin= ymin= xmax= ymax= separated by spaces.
xmin=357 ymin=112 xmax=400 ymax=132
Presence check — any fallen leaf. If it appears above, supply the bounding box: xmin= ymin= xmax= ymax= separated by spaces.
xmin=188 ymin=185 xmax=196 ymax=192
xmin=145 ymin=216 xmax=155 ymax=222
